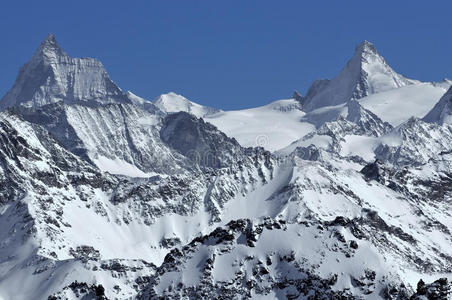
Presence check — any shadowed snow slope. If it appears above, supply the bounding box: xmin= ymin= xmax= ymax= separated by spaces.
xmin=423 ymin=86 xmax=452 ymax=125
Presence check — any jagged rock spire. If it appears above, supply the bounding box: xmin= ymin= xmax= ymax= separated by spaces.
xmin=36 ymin=34 xmax=63 ymax=54
xmin=292 ymin=90 xmax=303 ymax=102
xmin=300 ymin=40 xmax=417 ymax=112
xmin=29 ymin=34 xmax=67 ymax=65
xmin=354 ymin=40 xmax=378 ymax=56
xmin=0 ymin=34 xmax=128 ymax=110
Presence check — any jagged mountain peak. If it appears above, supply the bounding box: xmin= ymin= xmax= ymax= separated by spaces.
xmin=344 ymin=99 xmax=393 ymax=136
xmin=354 ymin=40 xmax=377 ymax=56
xmin=345 ymin=99 xmax=370 ymax=121
xmin=42 ymin=33 xmax=57 ymax=44
xmin=32 ymin=33 xmax=66 ymax=61
xmin=292 ymin=90 xmax=303 ymax=102
xmin=0 ymin=35 xmax=451 ymax=300
xmin=301 ymin=41 xmax=417 ymax=112
xmin=0 ymin=34 xmax=128 ymax=110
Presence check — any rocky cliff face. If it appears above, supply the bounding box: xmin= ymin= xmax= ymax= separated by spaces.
xmin=0 ymin=34 xmax=129 ymax=110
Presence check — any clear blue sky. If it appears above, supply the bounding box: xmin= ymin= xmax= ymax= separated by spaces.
xmin=1 ymin=0 xmax=451 ymax=110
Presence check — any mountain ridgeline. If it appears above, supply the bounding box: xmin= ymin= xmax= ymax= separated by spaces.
xmin=0 ymin=34 xmax=450 ymax=299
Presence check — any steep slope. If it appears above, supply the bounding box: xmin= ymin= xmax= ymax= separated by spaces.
xmin=301 ymin=41 xmax=417 ymax=112
xmin=138 ymin=150 xmax=452 ymax=299
xmin=279 ymin=100 xmax=393 ymax=163
xmin=0 ymin=34 xmax=129 ymax=110
xmin=0 ymin=33 xmax=183 ymax=177
xmin=0 ymin=109 xmax=279 ymax=299
xmin=282 ymin=113 xmax=452 ymax=169
xmin=375 ymin=117 xmax=452 ymax=166
xmin=154 ymin=92 xmax=220 ymax=118
xmin=423 ymin=86 xmax=452 ymax=125
xmin=160 ymin=112 xmax=245 ymax=169
xmin=16 ymin=102 xmax=190 ymax=176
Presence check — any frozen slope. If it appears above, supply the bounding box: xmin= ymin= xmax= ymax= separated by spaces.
xmin=360 ymin=82 xmax=451 ymax=126
xmin=205 ymin=99 xmax=315 ymax=151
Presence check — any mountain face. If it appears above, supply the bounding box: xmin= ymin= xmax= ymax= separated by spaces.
xmin=375 ymin=117 xmax=452 ymax=166
xmin=0 ymin=35 xmax=451 ymax=299
xmin=15 ymin=101 xmax=190 ymax=176
xmin=0 ymin=34 xmax=129 ymax=110
xmin=423 ymin=86 xmax=452 ymax=125
xmin=300 ymin=41 xmax=417 ymax=112
xmin=160 ymin=112 xmax=246 ymax=169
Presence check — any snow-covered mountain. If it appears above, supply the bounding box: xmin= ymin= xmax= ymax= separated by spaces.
xmin=204 ymin=42 xmax=450 ymax=147
xmin=299 ymin=41 xmax=418 ymax=112
xmin=0 ymin=35 xmax=450 ymax=299
xmin=154 ymin=92 xmax=220 ymax=118
xmin=0 ymin=34 xmax=130 ymax=110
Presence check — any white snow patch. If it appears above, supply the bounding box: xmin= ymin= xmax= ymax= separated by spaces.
xmin=93 ymin=156 xmax=152 ymax=177
xmin=340 ymin=135 xmax=379 ymax=161
xmin=206 ymin=99 xmax=315 ymax=151
xmin=360 ymin=83 xmax=449 ymax=126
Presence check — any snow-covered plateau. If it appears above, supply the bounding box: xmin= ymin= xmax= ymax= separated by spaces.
xmin=0 ymin=34 xmax=450 ymax=299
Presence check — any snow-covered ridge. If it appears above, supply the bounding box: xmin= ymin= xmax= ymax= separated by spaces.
xmin=154 ymin=92 xmax=220 ymax=118
xmin=0 ymin=34 xmax=451 ymax=299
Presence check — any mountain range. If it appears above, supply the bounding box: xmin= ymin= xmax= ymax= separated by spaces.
xmin=0 ymin=34 xmax=450 ymax=299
